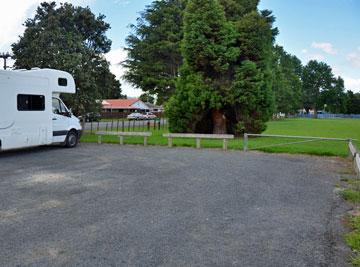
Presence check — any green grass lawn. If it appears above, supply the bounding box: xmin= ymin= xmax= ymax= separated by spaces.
xmin=339 ymin=178 xmax=360 ymax=266
xmin=345 ymin=215 xmax=360 ymax=266
xmin=81 ymin=118 xmax=360 ymax=157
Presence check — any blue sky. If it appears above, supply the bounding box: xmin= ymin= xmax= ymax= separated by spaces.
xmin=259 ymin=0 xmax=360 ymax=92
xmin=1 ymin=0 xmax=359 ymax=95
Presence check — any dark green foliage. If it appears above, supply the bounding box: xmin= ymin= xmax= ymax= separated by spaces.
xmin=272 ymin=46 xmax=303 ymax=114
xmin=124 ymin=0 xmax=276 ymax=108
xmin=12 ymin=2 xmax=122 ymax=115
xmin=302 ymin=60 xmax=352 ymax=116
xmin=346 ymin=91 xmax=360 ymax=114
xmin=166 ymin=65 xmax=212 ymax=132
xmin=167 ymin=0 xmax=238 ymax=134
xmin=235 ymin=11 xmax=276 ymax=64
xmin=302 ymin=60 xmax=334 ymax=117
xmin=229 ymin=60 xmax=273 ymax=133
xmin=321 ymin=76 xmax=347 ymax=113
xmin=123 ymin=0 xmax=186 ymax=104
xmin=139 ymin=93 xmax=156 ymax=104
xmin=167 ymin=0 xmax=276 ymax=134
xmin=181 ymin=0 xmax=239 ymax=78
xmin=220 ymin=0 xmax=259 ymax=21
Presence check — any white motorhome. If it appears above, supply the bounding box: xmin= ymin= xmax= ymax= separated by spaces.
xmin=0 ymin=68 xmax=82 ymax=151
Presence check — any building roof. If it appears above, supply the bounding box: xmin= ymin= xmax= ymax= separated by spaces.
xmin=102 ymin=98 xmax=139 ymax=109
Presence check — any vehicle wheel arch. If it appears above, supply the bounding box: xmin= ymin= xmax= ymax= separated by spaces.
xmin=64 ymin=128 xmax=80 ymax=148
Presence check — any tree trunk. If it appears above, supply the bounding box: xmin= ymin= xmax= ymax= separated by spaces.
xmin=314 ymin=107 xmax=318 ymax=119
xmin=80 ymin=112 xmax=86 ymax=131
xmin=212 ymin=109 xmax=227 ymax=134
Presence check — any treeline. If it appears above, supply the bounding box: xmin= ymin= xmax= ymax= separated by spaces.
xmin=274 ymin=47 xmax=360 ymax=116
xmin=124 ymin=0 xmax=359 ymax=134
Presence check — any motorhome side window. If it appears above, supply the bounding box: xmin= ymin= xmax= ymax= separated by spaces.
xmin=58 ymin=78 xmax=67 ymax=86
xmin=17 ymin=94 xmax=45 ymax=111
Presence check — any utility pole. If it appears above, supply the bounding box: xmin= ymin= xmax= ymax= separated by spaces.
xmin=0 ymin=52 xmax=12 ymax=70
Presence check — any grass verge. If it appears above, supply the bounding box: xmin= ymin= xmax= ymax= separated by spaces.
xmin=340 ymin=176 xmax=360 ymax=266
xmin=342 ymin=190 xmax=360 ymax=203
xmin=81 ymin=118 xmax=360 ymax=157
xmin=346 ymin=215 xmax=360 ymax=266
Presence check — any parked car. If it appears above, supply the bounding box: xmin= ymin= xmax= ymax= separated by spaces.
xmin=127 ymin=112 xmax=144 ymax=120
xmin=143 ymin=112 xmax=157 ymax=120
xmin=79 ymin=112 xmax=101 ymax=122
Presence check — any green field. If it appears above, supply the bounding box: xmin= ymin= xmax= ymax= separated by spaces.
xmin=81 ymin=118 xmax=360 ymax=157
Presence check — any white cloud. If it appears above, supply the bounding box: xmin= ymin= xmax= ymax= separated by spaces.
xmin=311 ymin=42 xmax=338 ymax=55
xmin=343 ymin=76 xmax=360 ymax=92
xmin=113 ymin=0 xmax=130 ymax=6
xmin=347 ymin=52 xmax=360 ymax=68
xmin=301 ymin=49 xmax=308 ymax=54
xmin=307 ymin=53 xmax=325 ymax=61
xmin=331 ymin=66 xmax=360 ymax=92
xmin=0 ymin=0 xmax=93 ymax=52
xmin=105 ymin=48 xmax=142 ymax=97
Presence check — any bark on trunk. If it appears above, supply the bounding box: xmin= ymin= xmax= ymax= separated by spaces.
xmin=81 ymin=113 xmax=86 ymax=130
xmin=212 ymin=109 xmax=227 ymax=134
xmin=314 ymin=108 xmax=318 ymax=119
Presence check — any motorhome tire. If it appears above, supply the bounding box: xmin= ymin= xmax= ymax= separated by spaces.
xmin=65 ymin=130 xmax=78 ymax=148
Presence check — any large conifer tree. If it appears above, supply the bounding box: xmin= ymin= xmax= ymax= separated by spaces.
xmin=166 ymin=0 xmax=277 ymax=134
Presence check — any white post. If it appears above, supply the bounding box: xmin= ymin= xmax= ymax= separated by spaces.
xmin=196 ymin=138 xmax=201 ymax=149
xmin=243 ymin=133 xmax=248 ymax=152
xmin=223 ymin=139 xmax=228 ymax=151
xmin=356 ymin=154 xmax=360 ymax=178
xmin=119 ymin=135 xmax=124 ymax=145
xmin=349 ymin=139 xmax=357 ymax=158
xmin=144 ymin=136 xmax=148 ymax=146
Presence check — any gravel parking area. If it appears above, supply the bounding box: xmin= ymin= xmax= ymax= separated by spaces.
xmin=0 ymin=144 xmax=349 ymax=266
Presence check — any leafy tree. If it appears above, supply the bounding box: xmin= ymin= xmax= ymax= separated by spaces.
xmin=346 ymin=91 xmax=360 ymax=114
xmin=321 ymin=76 xmax=347 ymax=113
xmin=302 ymin=60 xmax=334 ymax=118
xmin=166 ymin=0 xmax=276 ymax=134
xmin=12 ymin=2 xmax=122 ymax=115
xmin=95 ymin=61 xmax=123 ymax=99
xmin=123 ymin=0 xmax=186 ymax=104
xmin=272 ymin=46 xmax=302 ymax=114
xmin=139 ymin=93 xmax=156 ymax=104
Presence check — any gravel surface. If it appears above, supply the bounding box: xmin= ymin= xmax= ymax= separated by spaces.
xmin=0 ymin=144 xmax=350 ymax=266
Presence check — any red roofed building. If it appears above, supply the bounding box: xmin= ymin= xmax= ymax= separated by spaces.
xmin=102 ymin=98 xmax=150 ymax=115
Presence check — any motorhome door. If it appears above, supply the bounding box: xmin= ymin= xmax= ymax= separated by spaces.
xmin=52 ymin=97 xmax=69 ymax=143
